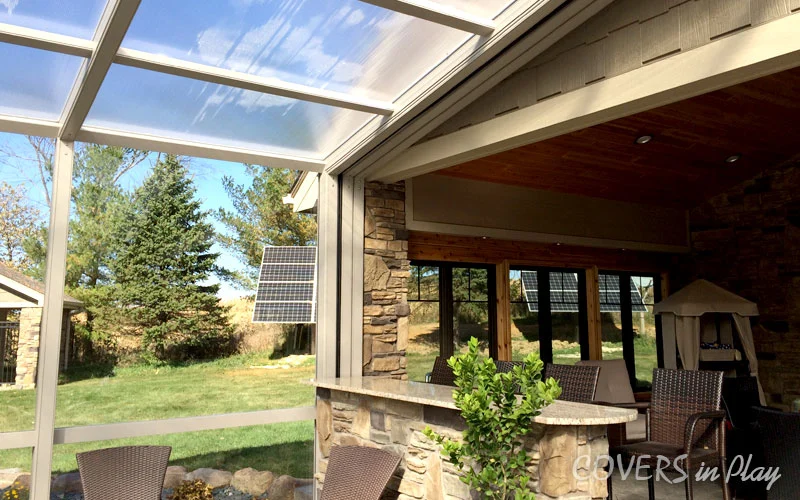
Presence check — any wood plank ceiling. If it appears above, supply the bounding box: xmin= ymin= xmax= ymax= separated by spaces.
xmin=435 ymin=68 xmax=800 ymax=208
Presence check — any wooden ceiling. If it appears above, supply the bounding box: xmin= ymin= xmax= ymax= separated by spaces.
xmin=436 ymin=68 xmax=800 ymax=208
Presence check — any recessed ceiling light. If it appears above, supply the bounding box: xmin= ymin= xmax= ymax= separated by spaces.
xmin=635 ymin=135 xmax=653 ymax=144
xmin=725 ymin=154 xmax=742 ymax=163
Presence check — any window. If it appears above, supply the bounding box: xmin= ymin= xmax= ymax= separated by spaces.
xmin=510 ymin=268 xmax=588 ymax=364
xmin=599 ymin=272 xmax=662 ymax=390
xmin=406 ymin=262 xmax=495 ymax=381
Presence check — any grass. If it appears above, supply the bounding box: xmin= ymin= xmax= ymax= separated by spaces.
xmin=0 ymin=351 xmax=315 ymax=476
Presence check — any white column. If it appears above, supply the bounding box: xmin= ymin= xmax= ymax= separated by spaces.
xmin=30 ymin=139 xmax=74 ymax=500
xmin=316 ymin=173 xmax=339 ymax=380
xmin=339 ymin=175 xmax=365 ymax=379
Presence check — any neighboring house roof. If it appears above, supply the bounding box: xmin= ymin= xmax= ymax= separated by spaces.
xmin=282 ymin=171 xmax=318 ymax=214
xmin=0 ymin=263 xmax=83 ymax=310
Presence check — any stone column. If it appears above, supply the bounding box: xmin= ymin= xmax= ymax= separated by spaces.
xmin=363 ymin=181 xmax=410 ymax=378
xmin=14 ymin=307 xmax=42 ymax=389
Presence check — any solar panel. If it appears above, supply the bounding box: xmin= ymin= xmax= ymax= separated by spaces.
xmin=253 ymin=246 xmax=317 ymax=324
xmin=519 ymin=271 xmax=647 ymax=313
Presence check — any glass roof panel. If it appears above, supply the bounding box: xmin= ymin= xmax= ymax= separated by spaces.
xmin=0 ymin=42 xmax=84 ymax=121
xmin=84 ymin=64 xmax=374 ymax=158
xmin=0 ymin=0 xmax=107 ymax=40
xmin=434 ymin=0 xmax=515 ymax=18
xmin=121 ymin=0 xmax=493 ymax=101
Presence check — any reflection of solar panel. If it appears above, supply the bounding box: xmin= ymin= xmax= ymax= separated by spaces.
xmin=519 ymin=271 xmax=647 ymax=313
xmin=253 ymin=246 xmax=317 ymax=323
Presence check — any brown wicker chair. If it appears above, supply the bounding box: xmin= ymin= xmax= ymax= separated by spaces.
xmin=426 ymin=356 xmax=456 ymax=386
xmin=76 ymin=445 xmax=171 ymax=500
xmin=753 ymin=407 xmax=800 ymax=500
xmin=544 ymin=363 xmax=600 ymax=403
xmin=610 ymin=369 xmax=729 ymax=500
xmin=320 ymin=445 xmax=401 ymax=500
xmin=495 ymin=360 xmax=525 ymax=373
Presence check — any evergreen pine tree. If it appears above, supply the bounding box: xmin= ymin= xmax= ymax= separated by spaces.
xmin=112 ymin=155 xmax=233 ymax=361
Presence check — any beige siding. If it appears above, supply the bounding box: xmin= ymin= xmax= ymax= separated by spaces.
xmin=409 ymin=175 xmax=688 ymax=250
xmin=425 ymin=0 xmax=799 ymax=139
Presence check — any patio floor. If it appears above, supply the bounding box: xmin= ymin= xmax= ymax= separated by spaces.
xmin=609 ymin=469 xmax=727 ymax=500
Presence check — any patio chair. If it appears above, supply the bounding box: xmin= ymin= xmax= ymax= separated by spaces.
xmin=610 ymin=369 xmax=729 ymax=500
xmin=753 ymin=407 xmax=800 ymax=500
xmin=320 ymin=446 xmax=401 ymax=500
xmin=76 ymin=445 xmax=171 ymax=500
xmin=543 ymin=363 xmax=600 ymax=403
xmin=495 ymin=360 xmax=525 ymax=373
xmin=722 ymin=375 xmax=764 ymax=497
xmin=426 ymin=356 xmax=456 ymax=386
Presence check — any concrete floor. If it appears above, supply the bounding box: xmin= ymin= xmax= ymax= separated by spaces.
xmin=608 ymin=469 xmax=729 ymax=500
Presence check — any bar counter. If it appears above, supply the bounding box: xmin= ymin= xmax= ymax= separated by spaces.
xmin=312 ymin=377 xmax=636 ymax=499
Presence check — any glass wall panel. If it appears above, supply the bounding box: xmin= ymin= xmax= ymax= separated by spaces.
xmin=452 ymin=267 xmax=489 ymax=357
xmin=599 ymin=273 xmax=625 ymax=361
xmin=510 ymin=269 xmax=539 ymax=362
xmin=406 ymin=265 xmax=440 ymax=382
xmin=549 ymin=272 xmax=582 ymax=365
xmin=49 ymin=422 xmax=313 ymax=495
xmin=631 ymin=275 xmax=657 ymax=388
xmin=54 ymin=149 xmax=315 ymax=427
xmin=0 ymin=134 xmax=55 ymax=433
xmin=0 ymin=447 xmax=31 ymax=494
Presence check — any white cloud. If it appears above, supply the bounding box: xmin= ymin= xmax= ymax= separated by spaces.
xmin=1 ymin=0 xmax=19 ymax=14
xmin=345 ymin=9 xmax=365 ymax=26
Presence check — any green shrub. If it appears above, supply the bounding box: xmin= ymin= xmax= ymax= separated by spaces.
xmin=424 ymin=337 xmax=561 ymax=499
xmin=168 ymin=480 xmax=214 ymax=500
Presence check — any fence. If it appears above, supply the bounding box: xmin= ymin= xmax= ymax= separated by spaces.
xmin=0 ymin=320 xmax=20 ymax=383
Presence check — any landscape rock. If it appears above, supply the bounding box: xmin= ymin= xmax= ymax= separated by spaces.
xmin=294 ymin=481 xmax=314 ymax=500
xmin=0 ymin=468 xmax=22 ymax=489
xmin=163 ymin=465 xmax=188 ymax=489
xmin=186 ymin=468 xmax=232 ymax=489
xmin=11 ymin=473 xmax=31 ymax=489
xmin=267 ymin=474 xmax=295 ymax=500
xmin=230 ymin=467 xmax=274 ymax=496
xmin=51 ymin=472 xmax=83 ymax=493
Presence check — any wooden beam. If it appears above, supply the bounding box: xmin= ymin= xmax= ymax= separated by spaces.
xmin=407 ymin=231 xmax=675 ymax=272
xmin=586 ymin=266 xmax=602 ymax=360
xmin=495 ymin=260 xmax=512 ymax=361
xmin=371 ymin=13 xmax=800 ymax=182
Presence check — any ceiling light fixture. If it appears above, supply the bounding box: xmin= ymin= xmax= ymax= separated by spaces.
xmin=635 ymin=135 xmax=653 ymax=144
xmin=725 ymin=154 xmax=742 ymax=163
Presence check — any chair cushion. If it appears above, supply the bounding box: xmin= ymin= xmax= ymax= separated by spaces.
xmin=576 ymin=359 xmax=635 ymax=404
xmin=625 ymin=414 xmax=647 ymax=442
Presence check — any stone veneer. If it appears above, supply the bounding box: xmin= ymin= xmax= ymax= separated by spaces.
xmin=14 ymin=308 xmax=41 ymax=389
xmin=315 ymin=387 xmax=610 ymax=499
xmin=363 ymin=181 xmax=410 ymax=378
xmin=685 ymin=160 xmax=800 ymax=408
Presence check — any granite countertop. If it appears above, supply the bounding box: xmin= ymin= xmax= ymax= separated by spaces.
xmin=312 ymin=377 xmax=637 ymax=426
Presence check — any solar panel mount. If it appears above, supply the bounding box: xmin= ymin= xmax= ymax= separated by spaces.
xmin=252 ymin=246 xmax=317 ymax=324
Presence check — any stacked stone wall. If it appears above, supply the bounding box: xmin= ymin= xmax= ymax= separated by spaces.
xmin=363 ymin=181 xmax=410 ymax=378
xmin=685 ymin=160 xmax=800 ymax=408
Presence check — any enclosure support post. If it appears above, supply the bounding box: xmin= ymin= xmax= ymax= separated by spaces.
xmin=339 ymin=175 xmax=364 ymax=379
xmin=495 ymin=260 xmax=511 ymax=361
xmin=586 ymin=266 xmax=602 ymax=360
xmin=30 ymin=139 xmax=74 ymax=500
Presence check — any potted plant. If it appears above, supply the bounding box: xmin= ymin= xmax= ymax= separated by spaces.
xmin=424 ymin=337 xmax=561 ymax=500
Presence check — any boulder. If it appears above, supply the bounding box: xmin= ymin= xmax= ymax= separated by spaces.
xmin=267 ymin=474 xmax=295 ymax=500
xmin=0 ymin=468 xmax=23 ymax=489
xmin=186 ymin=468 xmax=232 ymax=489
xmin=231 ymin=467 xmax=274 ymax=496
xmin=294 ymin=481 xmax=314 ymax=500
xmin=11 ymin=473 xmax=31 ymax=490
xmin=51 ymin=472 xmax=83 ymax=493
xmin=163 ymin=465 xmax=188 ymax=489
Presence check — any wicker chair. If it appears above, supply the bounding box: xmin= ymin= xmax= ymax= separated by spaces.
xmin=753 ymin=407 xmax=800 ymax=500
xmin=426 ymin=356 xmax=456 ymax=386
xmin=495 ymin=360 xmax=525 ymax=373
xmin=76 ymin=445 xmax=171 ymax=500
xmin=544 ymin=363 xmax=600 ymax=403
xmin=610 ymin=369 xmax=729 ymax=500
xmin=320 ymin=446 xmax=401 ymax=500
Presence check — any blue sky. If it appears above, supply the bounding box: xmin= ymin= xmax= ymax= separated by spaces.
xmin=0 ymin=132 xmax=256 ymax=300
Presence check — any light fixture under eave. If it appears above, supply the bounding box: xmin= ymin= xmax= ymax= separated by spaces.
xmin=726 ymin=154 xmax=742 ymax=163
xmin=635 ymin=135 xmax=653 ymax=144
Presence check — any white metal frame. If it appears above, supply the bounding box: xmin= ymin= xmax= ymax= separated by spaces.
xmin=359 ymin=0 xmax=495 ymax=35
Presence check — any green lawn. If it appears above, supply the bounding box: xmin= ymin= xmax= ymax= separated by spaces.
xmin=0 ymin=352 xmax=315 ymax=476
